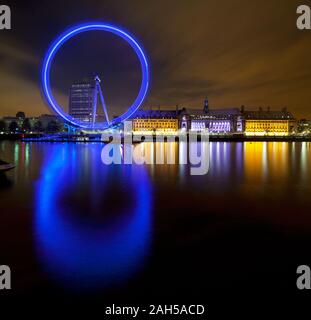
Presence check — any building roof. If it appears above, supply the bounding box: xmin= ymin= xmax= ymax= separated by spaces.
xmin=130 ymin=107 xmax=295 ymax=121
xmin=131 ymin=107 xmax=241 ymax=119
xmin=243 ymin=109 xmax=294 ymax=120
xmin=130 ymin=109 xmax=178 ymax=119
xmin=186 ymin=108 xmax=239 ymax=115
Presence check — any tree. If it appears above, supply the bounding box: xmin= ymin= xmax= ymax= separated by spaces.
xmin=16 ymin=111 xmax=25 ymax=119
xmin=0 ymin=120 xmax=6 ymax=132
xmin=46 ymin=120 xmax=60 ymax=133
xmin=22 ymin=118 xmax=31 ymax=132
xmin=9 ymin=121 xmax=18 ymax=133
xmin=33 ymin=120 xmax=43 ymax=132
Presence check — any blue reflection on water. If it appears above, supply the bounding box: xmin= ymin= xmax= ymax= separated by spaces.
xmin=35 ymin=143 xmax=152 ymax=290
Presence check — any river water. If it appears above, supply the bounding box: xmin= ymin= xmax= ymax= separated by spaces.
xmin=1 ymin=141 xmax=311 ymax=302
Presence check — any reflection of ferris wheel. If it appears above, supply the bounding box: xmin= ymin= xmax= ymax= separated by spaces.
xmin=41 ymin=22 xmax=150 ymax=130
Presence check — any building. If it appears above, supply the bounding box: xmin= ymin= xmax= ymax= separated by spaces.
xmin=242 ymin=107 xmax=295 ymax=136
xmin=69 ymin=81 xmax=95 ymax=122
xmin=182 ymin=99 xmax=242 ymax=133
xmin=190 ymin=108 xmax=241 ymax=133
xmin=297 ymin=119 xmax=311 ymax=134
xmin=129 ymin=103 xmax=241 ymax=134
xmin=130 ymin=109 xmax=179 ymax=133
xmin=186 ymin=101 xmax=296 ymax=136
xmin=130 ymin=102 xmax=296 ymax=136
xmin=68 ymin=77 xmax=110 ymax=125
xmin=2 ymin=116 xmax=21 ymax=129
xmin=38 ymin=114 xmax=64 ymax=131
xmin=1 ymin=114 xmax=63 ymax=133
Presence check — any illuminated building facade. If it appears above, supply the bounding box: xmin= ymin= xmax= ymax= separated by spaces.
xmin=190 ymin=109 xmax=240 ymax=133
xmin=297 ymin=119 xmax=311 ymax=134
xmin=69 ymin=81 xmax=95 ymax=122
xmin=188 ymin=100 xmax=241 ymax=133
xmin=131 ymin=110 xmax=179 ymax=133
xmin=243 ymin=108 xmax=295 ymax=136
xmin=129 ymin=100 xmax=297 ymax=136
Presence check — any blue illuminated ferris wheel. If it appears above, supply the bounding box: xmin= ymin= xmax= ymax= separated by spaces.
xmin=41 ymin=22 xmax=150 ymax=130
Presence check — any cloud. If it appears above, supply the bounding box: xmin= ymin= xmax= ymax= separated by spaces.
xmin=0 ymin=0 xmax=311 ymax=118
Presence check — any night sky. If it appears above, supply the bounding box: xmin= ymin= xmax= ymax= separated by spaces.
xmin=0 ymin=0 xmax=311 ymax=118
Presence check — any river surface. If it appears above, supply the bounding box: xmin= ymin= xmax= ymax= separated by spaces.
xmin=1 ymin=141 xmax=311 ymax=303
